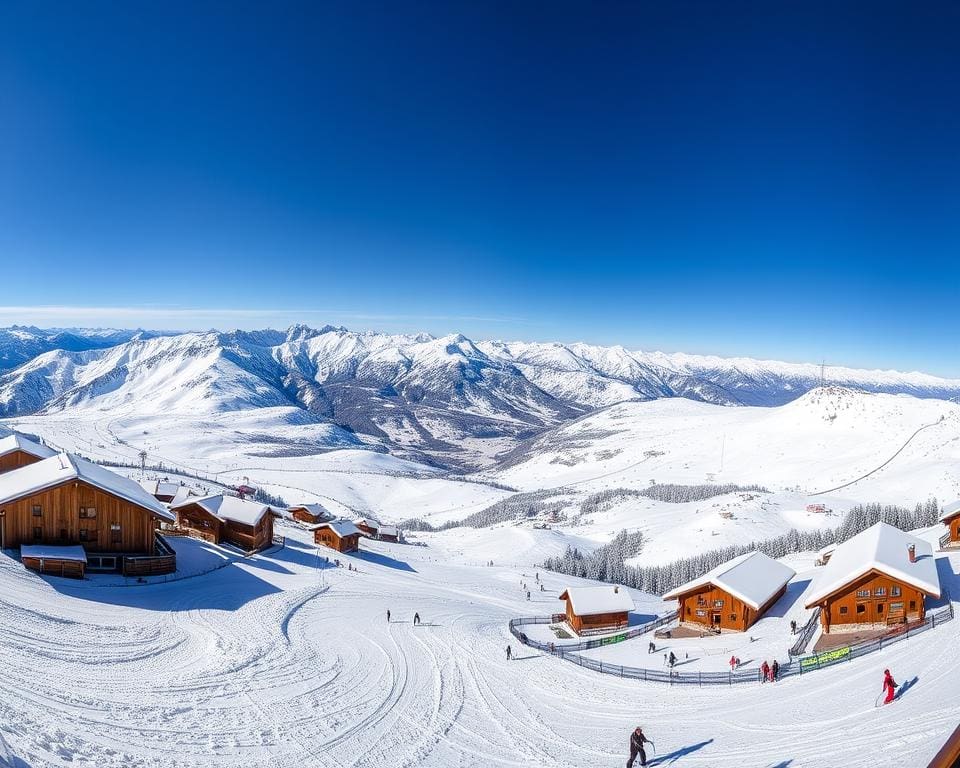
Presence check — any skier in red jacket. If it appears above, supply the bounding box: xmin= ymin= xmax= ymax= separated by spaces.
xmin=882 ymin=668 xmax=898 ymax=704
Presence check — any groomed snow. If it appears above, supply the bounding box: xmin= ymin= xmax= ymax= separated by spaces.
xmin=662 ymin=551 xmax=796 ymax=610
xmin=0 ymin=453 xmax=174 ymax=522
xmin=805 ymin=522 xmax=941 ymax=607
xmin=558 ymin=585 xmax=635 ymax=615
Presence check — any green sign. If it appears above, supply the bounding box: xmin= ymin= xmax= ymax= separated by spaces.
xmin=800 ymin=645 xmax=850 ymax=669
xmin=600 ymin=633 xmax=628 ymax=646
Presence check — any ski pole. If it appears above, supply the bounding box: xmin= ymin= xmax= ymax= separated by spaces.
xmin=648 ymin=740 xmax=656 ymax=756
xmin=874 ymin=692 xmax=883 ymax=708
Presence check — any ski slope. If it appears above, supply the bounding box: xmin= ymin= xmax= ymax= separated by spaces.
xmin=0 ymin=522 xmax=957 ymax=768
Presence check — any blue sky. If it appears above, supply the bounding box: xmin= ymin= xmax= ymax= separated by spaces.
xmin=0 ymin=2 xmax=958 ymax=374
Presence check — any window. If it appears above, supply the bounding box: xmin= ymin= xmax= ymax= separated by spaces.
xmin=856 ymin=589 xmax=870 ymax=598
xmin=685 ymin=606 xmax=691 ymax=615
xmin=79 ymin=529 xmax=89 ymax=542
xmin=32 ymin=505 xmax=42 ymax=517
xmin=909 ymin=600 xmax=917 ymax=611
xmin=874 ymin=587 xmax=886 ymax=597
xmin=712 ymin=599 xmax=724 ymax=608
xmin=110 ymin=523 xmax=122 ymax=544
xmin=696 ymin=596 xmax=706 ymax=606
xmin=33 ymin=526 xmax=42 ymax=540
xmin=839 ymin=606 xmax=848 ymax=615
xmin=79 ymin=507 xmax=96 ymax=519
xmin=856 ymin=604 xmax=866 ymax=614
xmin=729 ymin=614 xmax=737 ymax=621
xmin=891 ymin=586 xmax=901 ymax=597
xmin=890 ymin=602 xmax=904 ymax=613
xmin=877 ymin=603 xmax=884 ymax=614
xmin=695 ymin=610 xmax=706 ymax=617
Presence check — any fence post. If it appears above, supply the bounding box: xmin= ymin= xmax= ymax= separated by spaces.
xmin=698 ymin=671 xmax=702 ymax=687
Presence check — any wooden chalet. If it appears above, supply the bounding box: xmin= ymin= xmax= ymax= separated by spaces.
xmin=378 ymin=524 xmax=399 ymax=543
xmin=0 ymin=434 xmax=57 ymax=474
xmin=288 ymin=503 xmax=333 ymax=525
xmin=662 ymin=551 xmax=795 ymax=632
xmin=804 ymin=522 xmax=941 ymax=633
xmin=170 ymin=494 xmax=278 ymax=552
xmin=558 ymin=585 xmax=634 ymax=636
xmin=0 ymin=452 xmax=177 ymax=577
xmin=139 ymin=479 xmax=186 ymax=504
xmin=310 ymin=519 xmax=361 ymax=553
xmin=940 ymin=501 xmax=960 ymax=547
xmin=354 ymin=517 xmax=380 ymax=538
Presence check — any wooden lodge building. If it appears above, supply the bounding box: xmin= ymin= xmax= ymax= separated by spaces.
xmin=940 ymin=500 xmax=960 ymax=548
xmin=378 ymin=524 xmax=399 ymax=543
xmin=0 ymin=452 xmax=177 ymax=577
xmin=354 ymin=517 xmax=381 ymax=538
xmin=170 ymin=494 xmax=278 ymax=552
xmin=310 ymin=519 xmax=361 ymax=553
xmin=139 ymin=478 xmax=190 ymax=505
xmin=289 ymin=503 xmax=334 ymax=525
xmin=558 ymin=585 xmax=634 ymax=636
xmin=804 ymin=522 xmax=941 ymax=633
xmin=662 ymin=551 xmax=795 ymax=633
xmin=0 ymin=434 xmax=57 ymax=474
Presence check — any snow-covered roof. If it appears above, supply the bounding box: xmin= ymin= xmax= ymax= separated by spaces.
xmin=138 ymin=479 xmax=159 ymax=495
xmin=805 ymin=522 xmax=941 ymax=607
xmin=0 ymin=454 xmax=174 ymax=522
xmin=940 ymin=500 xmax=960 ymax=522
xmin=309 ymin=519 xmax=361 ymax=538
xmin=156 ymin=481 xmax=181 ymax=497
xmin=0 ymin=434 xmax=57 ymax=461
xmin=379 ymin=524 xmax=398 ymax=537
xmin=354 ymin=517 xmax=380 ymax=530
xmin=171 ymin=494 xmax=273 ymax=526
xmin=289 ymin=503 xmax=332 ymax=519
xmin=662 ymin=551 xmax=796 ymax=611
xmin=21 ymin=544 xmax=88 ymax=563
xmin=559 ymin=585 xmax=634 ymax=616
xmin=168 ymin=486 xmax=194 ymax=506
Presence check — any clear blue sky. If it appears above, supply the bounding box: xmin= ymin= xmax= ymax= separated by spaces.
xmin=1 ymin=2 xmax=958 ymax=374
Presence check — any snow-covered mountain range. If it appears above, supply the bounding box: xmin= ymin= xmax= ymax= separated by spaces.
xmin=1 ymin=324 xmax=959 ymax=468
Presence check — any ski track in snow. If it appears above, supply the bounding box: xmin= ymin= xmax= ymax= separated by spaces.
xmin=0 ymin=528 xmax=957 ymax=768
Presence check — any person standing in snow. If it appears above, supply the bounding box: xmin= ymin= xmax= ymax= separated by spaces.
xmin=386 ymin=609 xmax=391 ymax=622
xmin=760 ymin=661 xmax=770 ymax=682
xmin=790 ymin=619 xmax=797 ymax=635
xmin=729 ymin=655 xmax=737 ymax=671
xmin=627 ymin=726 xmax=651 ymax=768
xmin=771 ymin=659 xmax=780 ymax=681
xmin=668 ymin=651 xmax=677 ymax=669
xmin=882 ymin=668 xmax=898 ymax=704
xmin=413 ymin=612 xmax=420 ymax=626
xmin=506 ymin=644 xmax=512 ymax=661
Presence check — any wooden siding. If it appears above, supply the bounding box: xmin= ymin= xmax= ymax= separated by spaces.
xmin=290 ymin=507 xmax=323 ymax=524
xmin=812 ymin=569 xmax=928 ymax=632
xmin=314 ymin=528 xmax=360 ymax=553
xmin=0 ymin=480 xmax=159 ymax=553
xmin=0 ymin=450 xmax=46 ymax=475
xmin=562 ymin=600 xmax=629 ymax=636
xmin=22 ymin=555 xmax=85 ymax=579
xmin=945 ymin=514 xmax=960 ymax=544
xmin=675 ymin=582 xmax=785 ymax=632
xmin=355 ymin=522 xmax=377 ymax=537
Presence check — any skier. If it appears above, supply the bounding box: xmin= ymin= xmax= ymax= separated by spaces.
xmin=386 ymin=609 xmax=391 ymax=622
xmin=760 ymin=660 xmax=770 ymax=683
xmin=882 ymin=668 xmax=898 ymax=704
xmin=527 ymin=591 xmax=531 ymax=600
xmin=668 ymin=651 xmax=677 ymax=668
xmin=729 ymin=655 xmax=737 ymax=671
xmin=506 ymin=644 xmax=512 ymax=661
xmin=627 ymin=726 xmax=651 ymax=768
xmin=413 ymin=612 xmax=421 ymax=626
xmin=771 ymin=659 xmax=780 ymax=681
xmin=790 ymin=619 xmax=797 ymax=635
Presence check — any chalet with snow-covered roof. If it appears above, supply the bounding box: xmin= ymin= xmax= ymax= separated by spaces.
xmin=354 ymin=517 xmax=380 ymax=537
xmin=804 ymin=522 xmax=941 ymax=633
xmin=378 ymin=524 xmax=399 ymax=543
xmin=940 ymin=500 xmax=960 ymax=547
xmin=0 ymin=453 xmax=176 ymax=576
xmin=310 ymin=519 xmax=361 ymax=553
xmin=558 ymin=585 xmax=634 ymax=636
xmin=139 ymin=479 xmax=187 ymax=504
xmin=289 ymin=503 xmax=333 ymax=525
xmin=170 ymin=494 xmax=278 ymax=552
xmin=0 ymin=434 xmax=57 ymax=474
xmin=662 ymin=551 xmax=795 ymax=632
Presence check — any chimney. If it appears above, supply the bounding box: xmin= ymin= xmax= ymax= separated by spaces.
xmin=908 ymin=544 xmax=916 ymax=563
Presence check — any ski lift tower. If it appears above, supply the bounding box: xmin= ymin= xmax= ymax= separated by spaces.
xmin=139 ymin=450 xmax=147 ymax=476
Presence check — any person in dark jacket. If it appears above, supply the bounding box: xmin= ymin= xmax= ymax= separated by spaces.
xmin=771 ymin=659 xmax=780 ymax=681
xmin=627 ymin=726 xmax=651 ymax=767
xmin=413 ymin=612 xmax=420 ymax=625
xmin=506 ymin=644 xmax=512 ymax=660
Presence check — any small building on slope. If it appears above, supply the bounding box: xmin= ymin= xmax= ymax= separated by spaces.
xmin=289 ymin=503 xmax=334 ymax=525
xmin=662 ymin=551 xmax=795 ymax=632
xmin=21 ymin=544 xmax=88 ymax=579
xmin=170 ymin=494 xmax=278 ymax=552
xmin=354 ymin=517 xmax=381 ymax=538
xmin=558 ymin=585 xmax=634 ymax=636
xmin=378 ymin=524 xmax=400 ymax=543
xmin=804 ymin=522 xmax=941 ymax=633
xmin=0 ymin=434 xmax=57 ymax=474
xmin=310 ymin=519 xmax=361 ymax=553
xmin=940 ymin=500 xmax=960 ymax=547
xmin=0 ymin=453 xmax=176 ymax=575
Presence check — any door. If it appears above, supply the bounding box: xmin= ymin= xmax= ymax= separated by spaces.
xmin=712 ymin=613 xmax=721 ymax=626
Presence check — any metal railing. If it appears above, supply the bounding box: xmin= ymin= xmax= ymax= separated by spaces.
xmin=939 ymin=530 xmax=952 ymax=549
xmin=509 ymin=598 xmax=954 ymax=686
